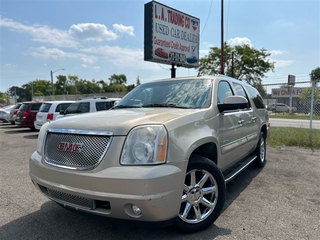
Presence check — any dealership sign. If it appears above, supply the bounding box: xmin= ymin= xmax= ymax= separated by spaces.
xmin=144 ymin=1 xmax=200 ymax=68
xmin=271 ymin=87 xmax=320 ymax=98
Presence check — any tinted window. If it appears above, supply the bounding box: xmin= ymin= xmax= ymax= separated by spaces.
xmin=19 ymin=103 xmax=28 ymax=112
xmin=39 ymin=103 xmax=52 ymax=113
xmin=96 ymin=101 xmax=114 ymax=111
xmin=233 ymin=82 xmax=251 ymax=107
xmin=55 ymin=103 xmax=73 ymax=112
xmin=30 ymin=103 xmax=42 ymax=111
xmin=245 ymin=86 xmax=265 ymax=109
xmin=66 ymin=102 xmax=90 ymax=114
xmin=217 ymin=81 xmax=234 ymax=103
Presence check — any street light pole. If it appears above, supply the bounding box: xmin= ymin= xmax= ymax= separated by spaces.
xmin=31 ymin=81 xmax=33 ymax=101
xmin=50 ymin=68 xmax=65 ymax=98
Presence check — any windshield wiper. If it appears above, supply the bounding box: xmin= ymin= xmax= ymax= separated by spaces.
xmin=142 ymin=103 xmax=190 ymax=109
xmin=111 ymin=105 xmax=141 ymax=109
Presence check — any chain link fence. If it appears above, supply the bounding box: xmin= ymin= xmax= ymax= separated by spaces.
xmin=262 ymin=78 xmax=320 ymax=150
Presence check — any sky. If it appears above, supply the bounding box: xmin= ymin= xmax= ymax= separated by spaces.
xmin=0 ymin=0 xmax=319 ymax=93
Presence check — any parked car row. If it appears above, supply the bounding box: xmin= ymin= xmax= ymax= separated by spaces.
xmin=2 ymin=97 xmax=121 ymax=130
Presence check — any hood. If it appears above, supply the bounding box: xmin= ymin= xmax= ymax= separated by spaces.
xmin=49 ymin=108 xmax=202 ymax=135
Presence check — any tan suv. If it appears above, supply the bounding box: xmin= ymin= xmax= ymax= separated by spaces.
xmin=29 ymin=75 xmax=269 ymax=233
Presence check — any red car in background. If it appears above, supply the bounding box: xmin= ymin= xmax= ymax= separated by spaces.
xmin=155 ymin=48 xmax=168 ymax=59
xmin=15 ymin=101 xmax=43 ymax=130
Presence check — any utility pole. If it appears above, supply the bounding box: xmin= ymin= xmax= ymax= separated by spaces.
xmin=50 ymin=70 xmax=54 ymax=97
xmin=50 ymin=68 xmax=64 ymax=99
xmin=220 ymin=0 xmax=224 ymax=75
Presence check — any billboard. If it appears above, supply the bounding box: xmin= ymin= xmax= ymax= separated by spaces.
xmin=144 ymin=1 xmax=200 ymax=68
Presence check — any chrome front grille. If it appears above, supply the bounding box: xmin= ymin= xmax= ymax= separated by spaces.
xmin=44 ymin=129 xmax=113 ymax=170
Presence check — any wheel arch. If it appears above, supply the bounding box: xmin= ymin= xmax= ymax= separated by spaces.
xmin=190 ymin=142 xmax=218 ymax=165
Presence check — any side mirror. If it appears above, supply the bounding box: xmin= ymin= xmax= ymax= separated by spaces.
xmin=59 ymin=109 xmax=65 ymax=115
xmin=218 ymin=96 xmax=249 ymax=113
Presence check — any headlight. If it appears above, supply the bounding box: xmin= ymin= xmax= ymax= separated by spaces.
xmin=36 ymin=122 xmax=49 ymax=154
xmin=120 ymin=125 xmax=167 ymax=165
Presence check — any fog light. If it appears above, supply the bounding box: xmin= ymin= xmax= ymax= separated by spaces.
xmin=131 ymin=205 xmax=142 ymax=215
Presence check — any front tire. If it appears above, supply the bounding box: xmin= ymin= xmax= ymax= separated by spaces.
xmin=174 ymin=155 xmax=226 ymax=233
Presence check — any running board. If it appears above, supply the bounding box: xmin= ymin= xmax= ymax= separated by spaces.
xmin=223 ymin=155 xmax=257 ymax=183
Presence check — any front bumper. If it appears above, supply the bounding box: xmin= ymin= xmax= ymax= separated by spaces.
xmin=29 ymin=151 xmax=186 ymax=222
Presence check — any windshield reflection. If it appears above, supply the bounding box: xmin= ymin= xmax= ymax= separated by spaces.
xmin=114 ymin=78 xmax=212 ymax=109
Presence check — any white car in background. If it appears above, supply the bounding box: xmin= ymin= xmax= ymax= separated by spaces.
xmin=34 ymin=101 xmax=74 ymax=130
xmin=270 ymin=103 xmax=297 ymax=113
xmin=56 ymin=97 xmax=121 ymax=120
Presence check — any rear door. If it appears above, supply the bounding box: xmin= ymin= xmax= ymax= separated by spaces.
xmin=232 ymin=82 xmax=259 ymax=153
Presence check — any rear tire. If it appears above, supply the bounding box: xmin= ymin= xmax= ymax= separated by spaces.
xmin=174 ymin=155 xmax=226 ymax=233
xmin=253 ymin=132 xmax=266 ymax=168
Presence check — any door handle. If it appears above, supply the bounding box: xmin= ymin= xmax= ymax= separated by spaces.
xmin=252 ymin=116 xmax=257 ymax=122
xmin=238 ymin=120 xmax=244 ymax=125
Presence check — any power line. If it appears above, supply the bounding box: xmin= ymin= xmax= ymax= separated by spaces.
xmin=200 ymin=0 xmax=214 ymax=38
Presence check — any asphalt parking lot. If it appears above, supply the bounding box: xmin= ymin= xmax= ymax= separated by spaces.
xmin=0 ymin=122 xmax=319 ymax=240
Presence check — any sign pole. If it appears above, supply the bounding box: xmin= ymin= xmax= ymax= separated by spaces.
xmin=171 ymin=63 xmax=176 ymax=78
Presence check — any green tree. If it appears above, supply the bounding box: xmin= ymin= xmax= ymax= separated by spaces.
xmin=310 ymin=67 xmax=320 ymax=81
xmin=197 ymin=43 xmax=275 ymax=86
xmin=0 ymin=92 xmax=8 ymax=104
xmin=67 ymin=75 xmax=80 ymax=95
xmin=299 ymin=87 xmax=320 ymax=105
xmin=98 ymin=80 xmax=110 ymax=93
xmin=299 ymin=67 xmax=320 ymax=107
xmin=136 ymin=76 xmax=141 ymax=86
xmin=109 ymin=74 xmax=127 ymax=85
xmin=126 ymin=84 xmax=135 ymax=92
xmin=108 ymin=84 xmax=127 ymax=92
xmin=8 ymin=86 xmax=27 ymax=102
xmin=55 ymin=75 xmax=68 ymax=95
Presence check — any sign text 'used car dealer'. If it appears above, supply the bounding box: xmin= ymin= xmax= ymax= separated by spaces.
xmin=144 ymin=1 xmax=200 ymax=68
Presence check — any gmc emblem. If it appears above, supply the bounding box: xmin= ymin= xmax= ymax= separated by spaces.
xmin=57 ymin=142 xmax=83 ymax=153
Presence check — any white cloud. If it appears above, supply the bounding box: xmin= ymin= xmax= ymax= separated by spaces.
xmin=80 ymin=56 xmax=95 ymax=63
xmin=272 ymin=59 xmax=294 ymax=68
xmin=0 ymin=17 xmax=79 ymax=48
xmin=113 ymin=24 xmax=135 ymax=36
xmin=269 ymin=50 xmax=287 ymax=56
xmin=31 ymin=46 xmax=67 ymax=59
xmin=93 ymin=66 xmax=100 ymax=70
xmin=81 ymin=64 xmax=89 ymax=68
xmin=81 ymin=45 xmax=146 ymax=68
xmin=69 ymin=23 xmax=118 ymax=41
xmin=30 ymin=46 xmax=97 ymax=64
xmin=228 ymin=37 xmax=252 ymax=47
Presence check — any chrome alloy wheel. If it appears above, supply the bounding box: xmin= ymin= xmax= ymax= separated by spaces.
xmin=178 ymin=169 xmax=218 ymax=224
xmin=260 ymin=136 xmax=266 ymax=163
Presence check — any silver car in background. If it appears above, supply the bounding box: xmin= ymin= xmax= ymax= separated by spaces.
xmin=0 ymin=105 xmax=14 ymax=123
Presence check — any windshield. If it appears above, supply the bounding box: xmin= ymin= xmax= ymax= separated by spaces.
xmin=114 ymin=78 xmax=212 ymax=109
